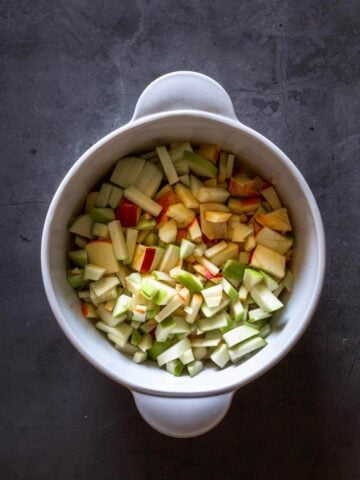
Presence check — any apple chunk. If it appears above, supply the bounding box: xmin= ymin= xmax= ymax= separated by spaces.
xmin=167 ymin=203 xmax=195 ymax=228
xmin=200 ymin=203 xmax=229 ymax=240
xmin=116 ymin=198 xmax=140 ymax=227
xmin=131 ymin=245 xmax=164 ymax=273
xmin=256 ymin=208 xmax=292 ymax=232
xmin=255 ymin=227 xmax=293 ymax=254
xmin=155 ymin=188 xmax=180 ymax=224
xmin=250 ymin=244 xmax=286 ymax=279
xmin=85 ymin=240 xmax=120 ymax=274
xmin=229 ymin=176 xmax=258 ymax=197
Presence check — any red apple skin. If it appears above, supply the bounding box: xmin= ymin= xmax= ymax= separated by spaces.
xmin=176 ymin=228 xmax=189 ymax=243
xmin=260 ymin=181 xmax=272 ymax=191
xmin=116 ymin=198 xmax=140 ymax=227
xmin=229 ymin=177 xmax=258 ymax=197
xmin=156 ymin=190 xmax=180 ymax=224
xmin=81 ymin=303 xmax=89 ymax=317
xmin=243 ymin=196 xmax=261 ymax=206
xmin=140 ymin=248 xmax=156 ymax=272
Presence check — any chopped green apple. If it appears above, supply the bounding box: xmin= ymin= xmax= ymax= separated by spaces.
xmin=228 ymin=336 xmax=267 ymax=362
xmin=156 ymin=146 xmax=179 ymax=185
xmin=183 ymin=150 xmax=218 ymax=178
xmin=250 ymin=283 xmax=284 ymax=312
xmin=95 ymin=183 xmax=113 ymax=208
xmin=69 ymin=214 xmax=93 ymax=239
xmin=210 ymin=343 xmax=230 ymax=368
xmin=124 ymin=185 xmax=162 ymax=217
xmin=89 ymin=208 xmax=115 ymax=224
xmin=68 ymin=249 xmax=87 ymax=268
xmin=243 ymin=268 xmax=263 ymax=290
xmin=175 ymin=270 xmax=203 ymax=293
xmin=223 ymin=324 xmax=259 ymax=348
xmin=222 ymin=259 xmax=245 ymax=285
xmin=155 ymin=317 xmax=176 ymax=342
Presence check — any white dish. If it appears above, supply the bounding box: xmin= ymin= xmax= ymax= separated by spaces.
xmin=41 ymin=71 xmax=326 ymax=437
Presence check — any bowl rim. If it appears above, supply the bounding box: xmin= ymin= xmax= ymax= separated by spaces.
xmin=41 ymin=110 xmax=326 ymax=397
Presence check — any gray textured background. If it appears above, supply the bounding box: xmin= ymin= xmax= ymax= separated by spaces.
xmin=1 ymin=1 xmax=359 ymax=479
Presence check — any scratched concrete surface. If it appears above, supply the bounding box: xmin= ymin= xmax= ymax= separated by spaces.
xmin=1 ymin=1 xmax=359 ymax=479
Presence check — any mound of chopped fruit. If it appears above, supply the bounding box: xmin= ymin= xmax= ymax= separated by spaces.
xmin=67 ymin=142 xmax=294 ymax=376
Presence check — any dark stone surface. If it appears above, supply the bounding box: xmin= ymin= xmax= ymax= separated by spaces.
xmin=1 ymin=1 xmax=359 ymax=478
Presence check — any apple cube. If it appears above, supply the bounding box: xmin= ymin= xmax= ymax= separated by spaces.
xmin=131 ymin=245 xmax=164 ymax=273
xmin=174 ymin=183 xmax=199 ymax=209
xmin=256 ymin=208 xmax=292 ymax=232
xmin=229 ymin=176 xmax=258 ymax=197
xmin=156 ymin=189 xmax=180 ymax=224
xmin=205 ymin=211 xmax=232 ymax=223
xmin=183 ymin=150 xmax=218 ymax=178
xmin=255 ymin=227 xmax=293 ymax=255
xmin=159 ymin=219 xmax=177 ymax=243
xmin=200 ymin=203 xmax=229 ymax=240
xmin=116 ymin=198 xmax=141 ymax=227
xmin=250 ymin=244 xmax=286 ymax=279
xmin=167 ymin=203 xmax=195 ymax=228
xmin=85 ymin=240 xmax=120 ymax=274
xmin=228 ymin=197 xmax=261 ymax=214
xmin=194 ymin=145 xmax=220 ymax=164
xmin=188 ymin=218 xmax=202 ymax=242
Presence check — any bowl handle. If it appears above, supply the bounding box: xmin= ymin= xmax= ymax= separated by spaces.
xmin=131 ymin=71 xmax=238 ymax=122
xmin=132 ymin=390 xmax=234 ymax=438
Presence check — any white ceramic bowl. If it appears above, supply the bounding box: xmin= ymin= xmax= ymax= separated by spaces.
xmin=41 ymin=71 xmax=325 ymax=438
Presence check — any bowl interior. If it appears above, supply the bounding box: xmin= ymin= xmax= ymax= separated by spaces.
xmin=43 ymin=114 xmax=324 ymax=396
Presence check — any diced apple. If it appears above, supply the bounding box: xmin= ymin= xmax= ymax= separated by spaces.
xmin=194 ymin=145 xmax=220 ymax=164
xmin=131 ymin=245 xmax=164 ymax=273
xmin=116 ymin=198 xmax=141 ymax=227
xmin=200 ymin=203 xmax=229 ymax=240
xmin=85 ymin=192 xmax=98 ymax=214
xmin=158 ymin=244 xmax=180 ymax=272
xmin=250 ymin=244 xmax=286 ymax=279
xmin=251 ymin=283 xmax=283 ymax=312
xmin=108 ymin=220 xmax=128 ymax=261
xmin=69 ymin=214 xmax=93 ymax=239
xmin=85 ymin=240 xmax=120 ymax=274
xmin=188 ymin=218 xmax=202 ymax=242
xmin=124 ymin=228 xmax=138 ymax=265
xmin=92 ymin=222 xmax=110 ymax=238
xmin=210 ymin=243 xmax=239 ymax=266
xmin=110 ymin=157 xmax=146 ymax=188
xmin=218 ymin=152 xmax=227 ymax=183
xmin=175 ymin=270 xmax=203 ymax=293
xmin=174 ymin=183 xmax=199 ymax=209
xmin=204 ymin=211 xmax=232 ymax=223
xmin=244 ymin=234 xmax=255 ymax=252
xmin=156 ymin=146 xmax=179 ymax=185
xmin=190 ymin=175 xmax=205 ymax=200
xmin=194 ymin=256 xmax=220 ymax=275
xmin=226 ymin=154 xmax=234 ymax=178
xmin=89 ymin=208 xmax=115 ymax=224
xmin=108 ymin=185 xmax=123 ymax=210
xmin=255 ymin=227 xmax=293 ymax=254
xmin=197 ymin=188 xmax=230 ymax=203
xmin=167 ymin=203 xmax=195 ymax=228
xmin=261 ymin=186 xmax=282 ymax=210
xmin=256 ymin=208 xmax=292 ymax=232
xmin=95 ymin=183 xmax=113 ymax=208
xmin=231 ymin=223 xmax=253 ymax=242
xmin=180 ymin=239 xmax=196 ymax=259
xmin=81 ymin=303 xmax=97 ymax=319
xmin=124 ymin=185 xmax=162 ymax=217
xmin=183 ymin=150 xmax=218 ymax=177
xmin=228 ymin=197 xmax=261 ymax=214
xmin=201 ymin=284 xmax=223 ymax=308
xmin=159 ymin=219 xmax=177 ymax=243
xmin=229 ymin=176 xmax=258 ymax=197
xmin=204 ymin=241 xmax=228 ymax=258
xmin=91 ymin=275 xmax=120 ymax=298
xmin=156 ymin=189 xmax=180 ymax=224
xmin=155 ymin=295 xmax=184 ymax=323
